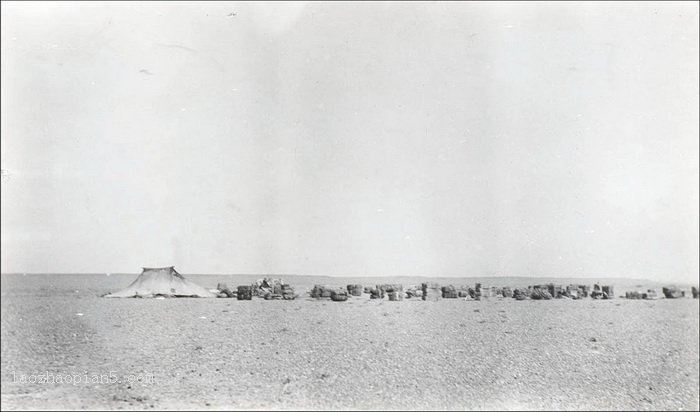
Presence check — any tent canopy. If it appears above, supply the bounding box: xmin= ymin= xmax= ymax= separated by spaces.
xmin=104 ymin=266 xmax=215 ymax=298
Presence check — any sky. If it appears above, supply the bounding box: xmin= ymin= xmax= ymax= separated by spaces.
xmin=1 ymin=2 xmax=698 ymax=282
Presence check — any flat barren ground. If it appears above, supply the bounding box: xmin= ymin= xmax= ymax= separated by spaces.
xmin=1 ymin=275 xmax=698 ymax=410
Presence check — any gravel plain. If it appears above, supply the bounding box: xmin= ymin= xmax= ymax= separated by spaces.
xmin=1 ymin=274 xmax=698 ymax=410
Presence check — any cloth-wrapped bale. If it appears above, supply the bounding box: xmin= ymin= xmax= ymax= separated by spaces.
xmin=311 ymin=285 xmax=333 ymax=298
xmin=441 ymin=285 xmax=458 ymax=299
xmin=310 ymin=285 xmax=323 ymax=298
xmin=530 ymin=288 xmax=552 ymax=300
xmin=217 ymin=283 xmax=235 ymax=298
xmin=513 ymin=288 xmax=527 ymax=300
xmin=378 ymin=284 xmax=403 ymax=295
xmin=281 ymin=284 xmax=296 ymax=300
xmin=662 ymin=286 xmax=683 ymax=299
xmin=347 ymin=284 xmax=363 ymax=296
xmin=405 ymin=287 xmax=419 ymax=299
xmin=590 ymin=290 xmax=609 ymax=299
xmin=374 ymin=285 xmax=387 ymax=299
xmin=567 ymin=286 xmax=580 ymax=299
xmin=331 ymin=290 xmax=348 ymax=301
xmin=251 ymin=277 xmax=286 ymax=297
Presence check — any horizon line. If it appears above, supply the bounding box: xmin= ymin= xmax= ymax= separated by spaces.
xmin=0 ymin=272 xmax=668 ymax=281
xmin=3 ymin=272 xmax=698 ymax=286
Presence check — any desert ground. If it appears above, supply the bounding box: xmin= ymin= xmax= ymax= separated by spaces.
xmin=1 ymin=274 xmax=698 ymax=410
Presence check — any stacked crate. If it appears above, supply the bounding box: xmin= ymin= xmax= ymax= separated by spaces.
xmin=237 ymin=285 xmax=253 ymax=300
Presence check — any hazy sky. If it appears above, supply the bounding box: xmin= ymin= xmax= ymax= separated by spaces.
xmin=1 ymin=2 xmax=698 ymax=281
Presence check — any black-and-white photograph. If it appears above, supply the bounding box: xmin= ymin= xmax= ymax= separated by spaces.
xmin=1 ymin=1 xmax=698 ymax=410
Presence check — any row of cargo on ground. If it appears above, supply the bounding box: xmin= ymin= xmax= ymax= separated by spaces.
xmin=102 ymin=267 xmax=699 ymax=300
xmin=223 ymin=281 xmax=698 ymax=302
